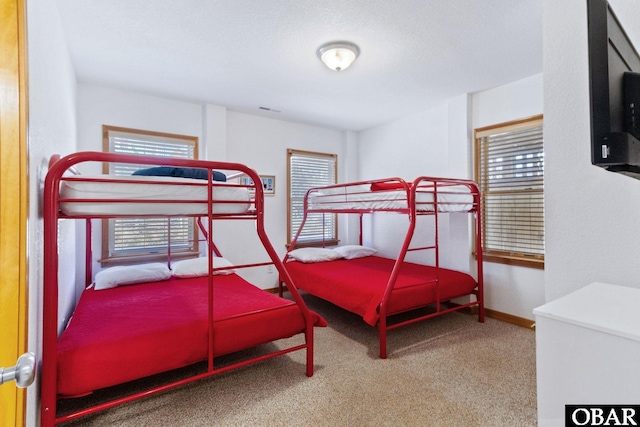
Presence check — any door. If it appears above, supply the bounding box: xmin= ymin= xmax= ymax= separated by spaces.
xmin=0 ymin=0 xmax=29 ymax=426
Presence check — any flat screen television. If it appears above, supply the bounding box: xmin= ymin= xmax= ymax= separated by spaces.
xmin=588 ymin=0 xmax=640 ymax=178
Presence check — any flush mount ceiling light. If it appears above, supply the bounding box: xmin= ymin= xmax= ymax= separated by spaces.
xmin=317 ymin=41 xmax=360 ymax=71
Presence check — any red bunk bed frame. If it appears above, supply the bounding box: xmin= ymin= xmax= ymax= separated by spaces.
xmin=282 ymin=176 xmax=484 ymax=359
xmin=41 ymin=152 xmax=323 ymax=426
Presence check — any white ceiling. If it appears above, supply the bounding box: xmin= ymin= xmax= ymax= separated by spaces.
xmin=55 ymin=0 xmax=544 ymax=131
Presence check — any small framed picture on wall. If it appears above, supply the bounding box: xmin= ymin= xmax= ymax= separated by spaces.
xmin=260 ymin=175 xmax=275 ymax=195
xmin=239 ymin=175 xmax=275 ymax=196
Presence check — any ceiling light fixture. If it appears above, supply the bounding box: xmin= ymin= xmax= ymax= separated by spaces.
xmin=317 ymin=41 xmax=360 ymax=72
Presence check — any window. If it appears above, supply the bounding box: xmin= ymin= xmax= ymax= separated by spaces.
xmin=101 ymin=125 xmax=200 ymax=265
xmin=287 ymin=149 xmax=338 ymax=247
xmin=474 ymin=115 xmax=544 ymax=268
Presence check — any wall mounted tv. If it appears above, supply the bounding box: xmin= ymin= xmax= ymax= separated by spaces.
xmin=588 ymin=0 xmax=640 ymax=178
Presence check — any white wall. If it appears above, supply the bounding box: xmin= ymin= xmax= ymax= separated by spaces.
xmin=75 ymin=86 xmax=349 ymax=289
xmin=26 ymin=0 xmax=78 ymax=424
xmin=471 ymin=74 xmax=545 ymax=320
xmin=77 ymin=84 xmax=204 ymax=160
xmin=359 ymin=105 xmax=450 ymax=181
xmin=358 ymin=96 xmax=474 ymax=279
xmin=543 ymin=0 xmax=640 ymax=302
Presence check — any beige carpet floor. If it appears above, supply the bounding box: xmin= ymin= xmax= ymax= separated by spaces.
xmin=59 ymin=294 xmax=537 ymax=426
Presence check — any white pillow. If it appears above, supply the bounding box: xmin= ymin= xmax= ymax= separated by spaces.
xmin=94 ymin=263 xmax=172 ymax=290
xmin=171 ymin=256 xmax=235 ymax=278
xmin=333 ymin=245 xmax=378 ymax=260
xmin=287 ymin=247 xmax=343 ymax=263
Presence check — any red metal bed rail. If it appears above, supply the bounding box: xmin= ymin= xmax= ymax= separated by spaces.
xmin=41 ymin=151 xmax=316 ymax=426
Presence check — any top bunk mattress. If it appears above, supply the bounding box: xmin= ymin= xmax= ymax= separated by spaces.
xmin=58 ymin=175 xmax=251 ymax=216
xmin=307 ymin=185 xmax=474 ymax=212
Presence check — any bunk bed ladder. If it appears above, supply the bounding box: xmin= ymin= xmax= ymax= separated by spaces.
xmin=408 ymin=182 xmax=441 ymax=314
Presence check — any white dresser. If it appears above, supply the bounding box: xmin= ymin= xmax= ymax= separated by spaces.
xmin=534 ymin=282 xmax=640 ymax=427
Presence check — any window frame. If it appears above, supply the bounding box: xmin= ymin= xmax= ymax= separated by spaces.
xmin=287 ymin=148 xmax=338 ymax=248
xmin=100 ymin=125 xmax=201 ymax=266
xmin=474 ymin=114 xmax=544 ymax=269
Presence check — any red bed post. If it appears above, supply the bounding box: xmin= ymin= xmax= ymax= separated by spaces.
xmin=206 ymin=168 xmax=215 ymax=373
xmin=42 ymin=180 xmax=59 ymax=427
xmin=41 ymin=153 xmax=81 ymax=427
xmin=472 ymin=181 xmax=485 ymax=323
xmin=252 ymin=168 xmax=317 ymax=376
xmin=85 ymin=219 xmax=92 ymax=287
xmin=377 ymin=181 xmax=416 ymax=359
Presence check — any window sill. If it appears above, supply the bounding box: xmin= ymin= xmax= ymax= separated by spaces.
xmin=476 ymin=251 xmax=544 ymax=270
xmin=287 ymin=239 xmax=339 ymax=250
xmin=99 ymin=250 xmax=201 ymax=267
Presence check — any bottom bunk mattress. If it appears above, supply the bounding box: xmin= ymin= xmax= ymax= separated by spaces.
xmin=56 ymin=274 xmax=326 ymax=397
xmin=284 ymin=255 xmax=478 ymax=326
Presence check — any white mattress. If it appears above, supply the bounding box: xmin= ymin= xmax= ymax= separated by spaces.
xmin=59 ymin=175 xmax=251 ymax=216
xmin=308 ymin=187 xmax=474 ymax=212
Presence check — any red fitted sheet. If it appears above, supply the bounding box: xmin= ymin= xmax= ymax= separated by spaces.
xmin=284 ymin=256 xmax=477 ymax=326
xmin=57 ymin=274 xmax=326 ymax=397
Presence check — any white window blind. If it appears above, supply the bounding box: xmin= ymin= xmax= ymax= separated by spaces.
xmin=476 ymin=117 xmax=544 ymax=260
xmin=103 ymin=126 xmax=198 ymax=260
xmin=288 ymin=149 xmax=337 ymax=245
xmin=107 ymin=130 xmax=196 ymax=175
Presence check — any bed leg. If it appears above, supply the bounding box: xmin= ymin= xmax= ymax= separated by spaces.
xmin=378 ymin=318 xmax=387 ymax=359
xmin=305 ymin=325 xmax=314 ymax=377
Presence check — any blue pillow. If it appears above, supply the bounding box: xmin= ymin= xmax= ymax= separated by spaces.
xmin=133 ymin=167 xmax=227 ymax=182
